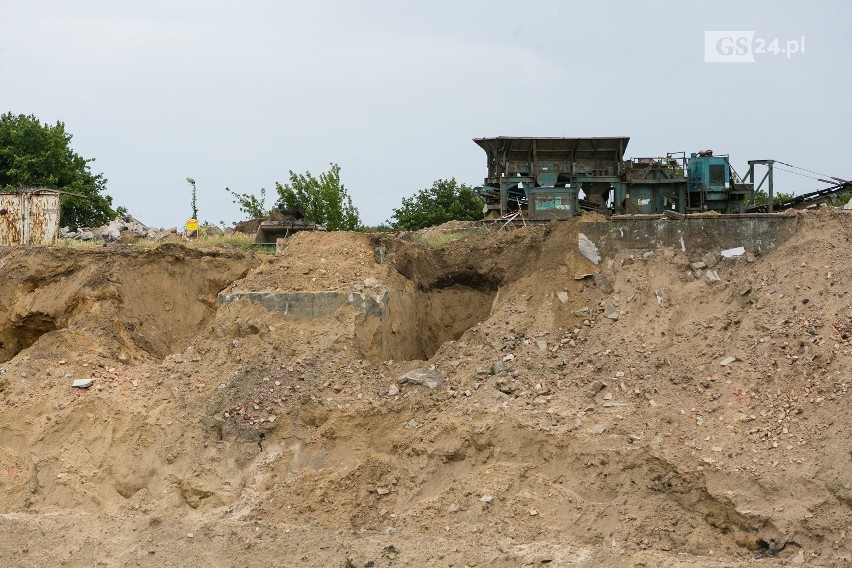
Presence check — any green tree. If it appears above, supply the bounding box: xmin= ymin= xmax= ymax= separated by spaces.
xmin=751 ymin=189 xmax=795 ymax=206
xmin=275 ymin=163 xmax=361 ymax=230
xmin=390 ymin=178 xmax=483 ymax=230
xmin=226 ymin=185 xmax=268 ymax=219
xmin=0 ymin=112 xmax=117 ymax=229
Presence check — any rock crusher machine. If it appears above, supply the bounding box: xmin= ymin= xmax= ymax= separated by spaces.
xmin=475 ymin=136 xmax=851 ymax=220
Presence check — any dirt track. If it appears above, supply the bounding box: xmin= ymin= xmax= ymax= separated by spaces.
xmin=1 ymin=210 xmax=850 ymax=567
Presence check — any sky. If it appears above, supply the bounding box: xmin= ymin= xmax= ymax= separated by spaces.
xmin=2 ymin=0 xmax=850 ymax=228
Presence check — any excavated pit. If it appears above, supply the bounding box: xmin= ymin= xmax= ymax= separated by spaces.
xmin=0 ymin=311 xmax=60 ymax=363
xmin=354 ymin=282 xmax=497 ymax=361
xmin=0 ymin=245 xmax=259 ymax=364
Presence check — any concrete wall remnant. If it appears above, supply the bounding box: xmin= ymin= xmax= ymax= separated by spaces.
xmin=579 ymin=214 xmax=798 ymax=258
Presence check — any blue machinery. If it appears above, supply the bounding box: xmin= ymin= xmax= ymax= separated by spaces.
xmin=474 ymin=137 xmax=849 ymax=220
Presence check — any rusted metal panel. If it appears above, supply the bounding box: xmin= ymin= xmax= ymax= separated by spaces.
xmin=528 ymin=189 xmax=577 ymax=220
xmin=0 ymin=190 xmax=61 ymax=246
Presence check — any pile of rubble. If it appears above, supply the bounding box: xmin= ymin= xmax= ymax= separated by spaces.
xmin=61 ymin=215 xmax=176 ymax=242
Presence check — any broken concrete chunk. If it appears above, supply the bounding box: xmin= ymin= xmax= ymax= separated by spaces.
xmin=71 ymin=378 xmax=94 ymax=389
xmin=387 ymin=384 xmax=400 ymax=396
xmin=719 ymin=356 xmax=738 ymax=366
xmin=705 ymin=270 xmax=721 ymax=284
xmin=654 ymin=289 xmax=667 ymax=306
xmin=702 ymin=251 xmax=720 ymax=268
xmin=593 ymin=272 xmax=614 ymax=294
xmin=556 ymin=291 xmax=569 ymax=304
xmin=397 ymin=368 xmax=446 ymax=389
xmin=603 ymin=304 xmax=620 ymax=320
xmin=536 ymin=340 xmax=547 ymax=352
xmin=490 ymin=361 xmax=508 ymax=375
xmin=578 ymin=233 xmax=601 ymax=265
xmin=589 ymin=424 xmax=607 ymax=434
xmin=721 ymin=246 xmax=745 ymax=258
xmin=691 ymin=261 xmax=707 ymax=270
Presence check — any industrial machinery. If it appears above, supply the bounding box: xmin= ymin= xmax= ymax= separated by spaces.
xmin=475 ymin=137 xmax=850 ymax=219
xmin=254 ymin=203 xmax=322 ymax=244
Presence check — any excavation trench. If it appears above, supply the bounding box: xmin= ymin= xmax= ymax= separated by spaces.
xmin=218 ymin=281 xmax=497 ymax=362
xmin=355 ymin=283 xmax=496 ymax=361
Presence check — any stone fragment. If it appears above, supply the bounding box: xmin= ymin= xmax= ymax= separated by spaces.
xmin=578 ymin=233 xmax=601 ymax=265
xmin=536 ymin=340 xmax=547 ymax=352
xmin=705 ymin=270 xmax=721 ymax=284
xmin=691 ymin=261 xmax=707 ymax=270
xmin=72 ymin=378 xmax=94 ymax=389
xmin=593 ymin=272 xmax=614 ymax=294
xmin=480 ymin=494 xmax=493 ymax=503
xmin=397 ymin=368 xmax=446 ymax=389
xmin=719 ymin=356 xmax=737 ymax=366
xmin=556 ymin=291 xmax=569 ymax=304
xmin=721 ymin=246 xmax=745 ymax=258
xmin=376 ymin=487 xmax=390 ymax=495
xmin=491 ymin=361 xmax=507 ymax=375
xmin=604 ymin=304 xmax=619 ymax=320
xmin=589 ymin=424 xmax=607 ymax=434
xmin=703 ymin=251 xmax=720 ymax=268
xmin=387 ymin=384 xmax=400 ymax=396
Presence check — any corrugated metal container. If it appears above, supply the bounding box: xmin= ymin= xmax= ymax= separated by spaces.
xmin=0 ymin=190 xmax=61 ymax=246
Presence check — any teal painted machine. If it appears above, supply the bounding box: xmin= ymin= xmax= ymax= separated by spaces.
xmin=475 ymin=138 xmax=756 ymax=218
xmin=474 ymin=137 xmax=629 ymax=221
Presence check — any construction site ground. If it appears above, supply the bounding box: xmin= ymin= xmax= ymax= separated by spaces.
xmin=0 ymin=208 xmax=850 ymax=567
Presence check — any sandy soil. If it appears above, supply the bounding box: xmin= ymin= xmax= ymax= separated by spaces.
xmin=0 ymin=208 xmax=850 ymax=567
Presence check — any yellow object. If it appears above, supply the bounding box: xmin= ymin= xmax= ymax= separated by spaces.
xmin=186 ymin=219 xmax=199 ymax=232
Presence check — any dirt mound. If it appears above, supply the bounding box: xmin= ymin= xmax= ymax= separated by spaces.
xmin=1 ymin=211 xmax=851 ymax=567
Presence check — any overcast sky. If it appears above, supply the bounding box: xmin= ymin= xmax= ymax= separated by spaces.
xmin=2 ymin=1 xmax=850 ymax=228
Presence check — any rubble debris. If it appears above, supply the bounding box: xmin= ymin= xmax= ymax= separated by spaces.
xmin=62 ymin=215 xmax=174 ymax=243
xmin=593 ymin=272 xmax=614 ymax=294
xmin=603 ymin=304 xmax=620 ymax=320
xmin=578 ymin=233 xmax=601 ymax=264
xmin=703 ymin=251 xmax=721 ymax=268
xmin=721 ymin=246 xmax=746 ymax=258
xmin=397 ymin=368 xmax=446 ymax=389
xmin=71 ymin=378 xmax=94 ymax=389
